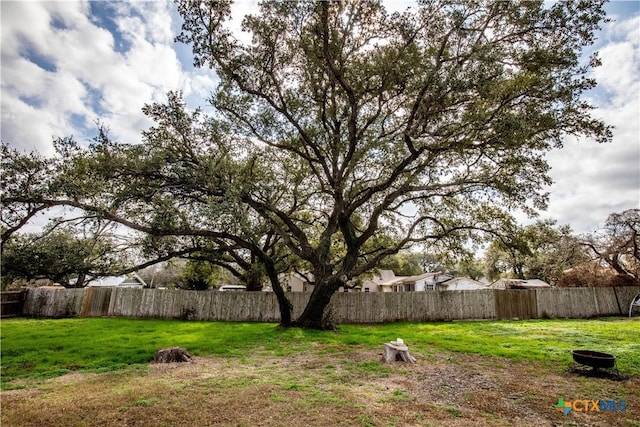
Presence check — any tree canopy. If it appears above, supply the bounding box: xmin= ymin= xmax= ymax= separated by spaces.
xmin=482 ymin=219 xmax=587 ymax=284
xmin=1 ymin=223 xmax=127 ymax=288
xmin=1 ymin=0 xmax=611 ymax=328
xmin=582 ymin=209 xmax=640 ymax=280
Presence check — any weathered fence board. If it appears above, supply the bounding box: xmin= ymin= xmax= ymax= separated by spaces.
xmin=419 ymin=292 xmax=443 ymax=321
xmin=22 ymin=289 xmax=85 ymax=318
xmin=592 ymin=287 xmax=622 ymax=316
xmin=80 ymin=287 xmax=112 ymax=317
xmin=495 ymin=290 xmax=537 ymax=319
xmin=464 ymin=290 xmax=496 ymax=320
xmin=18 ymin=286 xmax=640 ymax=323
xmin=536 ymin=288 xmax=598 ymax=318
xmin=613 ymin=286 xmax=640 ymax=315
xmin=289 ymin=293 xmax=311 ymax=320
xmin=1 ymin=291 xmax=25 ymax=318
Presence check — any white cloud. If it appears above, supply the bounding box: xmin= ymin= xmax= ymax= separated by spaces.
xmin=593 ymin=41 xmax=639 ymax=106
xmin=543 ymin=12 xmax=640 ymax=233
xmin=0 ymin=0 xmax=201 ymax=151
xmin=609 ymin=12 xmax=640 ymax=43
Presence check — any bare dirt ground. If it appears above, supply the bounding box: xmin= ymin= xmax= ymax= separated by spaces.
xmin=2 ymin=350 xmax=638 ymax=427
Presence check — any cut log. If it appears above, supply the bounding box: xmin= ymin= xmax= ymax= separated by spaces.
xmin=382 ymin=342 xmax=416 ymax=363
xmin=154 ymin=347 xmax=193 ymax=363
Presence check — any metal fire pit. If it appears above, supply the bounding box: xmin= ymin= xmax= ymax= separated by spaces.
xmin=572 ymin=350 xmax=616 ymax=370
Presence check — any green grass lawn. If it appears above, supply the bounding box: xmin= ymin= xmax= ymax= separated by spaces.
xmin=1 ymin=317 xmax=638 ymax=389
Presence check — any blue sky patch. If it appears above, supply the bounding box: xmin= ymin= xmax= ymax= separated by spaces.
xmin=89 ymin=1 xmax=132 ymax=54
xmin=81 ymin=81 xmax=109 ymax=117
xmin=18 ymin=94 xmax=44 ymax=109
xmin=18 ymin=35 xmax=57 ymax=73
xmin=50 ymin=14 xmax=68 ymax=31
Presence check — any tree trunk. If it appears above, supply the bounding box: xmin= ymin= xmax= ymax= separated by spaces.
xmin=293 ymin=277 xmax=342 ymax=329
xmin=75 ymin=272 xmax=86 ymax=288
xmin=263 ymin=260 xmax=292 ymax=327
xmin=244 ymin=273 xmax=263 ymax=292
xmin=605 ymin=254 xmax=630 ymax=277
xmin=244 ymin=256 xmax=265 ymax=291
xmin=277 ymin=293 xmax=293 ymax=327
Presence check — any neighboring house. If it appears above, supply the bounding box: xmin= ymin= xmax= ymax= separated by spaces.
xmin=85 ymin=273 xmax=147 ymax=289
xmin=399 ymin=272 xmax=453 ymax=291
xmin=438 ymin=277 xmax=487 ymax=291
xmin=279 ymin=270 xmax=398 ymax=293
xmin=358 ymin=270 xmax=487 ymax=292
xmin=397 ymin=273 xmax=487 ymax=291
xmin=360 ymin=269 xmax=403 ymax=292
xmin=489 ymin=278 xmax=551 ymax=290
xmin=280 ymin=269 xmax=488 ymax=293
xmin=279 ymin=272 xmax=315 ymax=292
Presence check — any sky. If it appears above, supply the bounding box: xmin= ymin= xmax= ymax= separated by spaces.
xmin=1 ymin=0 xmax=639 ymax=236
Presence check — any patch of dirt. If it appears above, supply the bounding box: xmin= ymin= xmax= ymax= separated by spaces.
xmin=47 ymin=372 xmax=97 ymax=385
xmin=2 ymin=351 xmax=638 ymax=427
xmin=374 ymin=352 xmax=639 ymax=427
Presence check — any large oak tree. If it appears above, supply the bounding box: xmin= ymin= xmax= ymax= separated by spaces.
xmin=2 ymin=0 xmax=611 ymax=328
xmin=175 ymin=0 xmax=610 ymax=327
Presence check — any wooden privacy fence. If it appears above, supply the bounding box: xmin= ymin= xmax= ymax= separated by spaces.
xmin=15 ymin=286 xmax=640 ymax=323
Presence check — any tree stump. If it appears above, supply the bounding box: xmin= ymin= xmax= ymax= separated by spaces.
xmin=382 ymin=342 xmax=416 ymax=363
xmin=154 ymin=347 xmax=193 ymax=363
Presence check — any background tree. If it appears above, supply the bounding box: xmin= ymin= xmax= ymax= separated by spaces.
xmin=179 ymin=259 xmax=219 ymax=290
xmin=2 ymin=93 xmax=300 ymax=324
xmin=483 ymin=226 xmax=531 ymax=280
xmin=417 ymin=253 xmax=447 ymax=274
xmin=582 ymin=209 xmax=640 ymax=280
xmin=0 ymin=145 xmax=58 ymax=249
xmin=138 ymin=260 xmax=186 ymax=289
xmin=0 ymin=224 xmax=127 ymax=288
xmin=378 ymin=251 xmax=424 ymax=276
xmin=449 ymin=256 xmax=485 ymax=281
xmin=556 ymin=262 xmax=639 ymax=288
xmin=482 ymin=220 xmax=587 ymax=284
xmin=523 ymin=221 xmax=589 ymax=284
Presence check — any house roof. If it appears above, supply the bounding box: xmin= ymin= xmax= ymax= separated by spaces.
xmin=361 ymin=270 xmax=408 ymax=288
xmin=377 ymin=269 xmax=399 ymax=283
xmin=86 ymin=273 xmax=147 ymax=288
xmin=281 ymin=271 xmax=314 ymax=283
xmin=489 ymin=278 xmax=551 ymax=289
xmin=400 ymin=272 xmax=453 ymax=284
xmin=39 ymin=285 xmax=66 ymax=290
xmin=440 ymin=277 xmax=487 ymax=288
